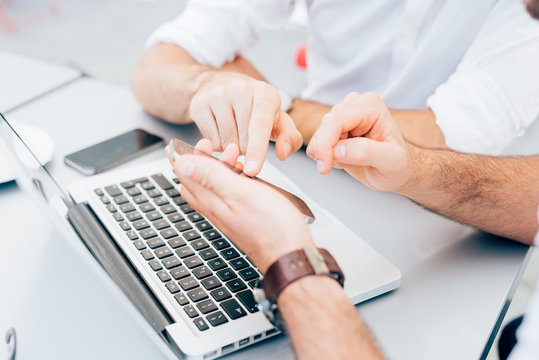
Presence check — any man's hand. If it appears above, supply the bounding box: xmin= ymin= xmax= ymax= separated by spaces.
xmin=190 ymin=71 xmax=302 ymax=176
xmin=166 ymin=139 xmax=313 ymax=273
xmin=306 ymin=92 xmax=411 ymax=192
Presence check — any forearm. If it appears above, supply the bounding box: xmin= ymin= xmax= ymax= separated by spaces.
xmin=390 ymin=109 xmax=447 ymax=149
xmin=401 ymin=144 xmax=539 ymax=244
xmin=290 ymin=100 xmax=447 ymax=149
xmin=131 ymin=43 xmax=216 ymax=124
xmin=278 ymin=276 xmax=383 ymax=360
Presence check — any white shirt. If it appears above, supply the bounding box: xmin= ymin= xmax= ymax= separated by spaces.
xmin=146 ymin=0 xmax=539 ymax=155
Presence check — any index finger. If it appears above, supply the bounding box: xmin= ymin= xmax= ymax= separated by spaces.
xmin=308 ymin=105 xmax=381 ymax=174
xmin=243 ymin=87 xmax=280 ymax=176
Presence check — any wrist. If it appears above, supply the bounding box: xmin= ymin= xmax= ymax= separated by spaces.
xmin=397 ymin=142 xmax=422 ymax=197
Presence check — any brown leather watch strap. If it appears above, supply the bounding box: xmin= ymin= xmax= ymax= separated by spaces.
xmin=262 ymin=246 xmax=345 ymax=305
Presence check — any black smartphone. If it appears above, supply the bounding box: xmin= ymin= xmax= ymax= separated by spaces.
xmin=64 ymin=129 xmax=164 ymax=175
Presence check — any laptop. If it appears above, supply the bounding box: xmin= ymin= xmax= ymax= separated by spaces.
xmin=0 ymin=113 xmax=400 ymax=359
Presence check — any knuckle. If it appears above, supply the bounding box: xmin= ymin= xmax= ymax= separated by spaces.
xmin=189 ymin=96 xmax=207 ymax=119
xmin=363 ymin=92 xmax=382 ymax=104
xmin=228 ymin=79 xmax=250 ymax=95
xmin=344 ymin=91 xmax=362 ymax=103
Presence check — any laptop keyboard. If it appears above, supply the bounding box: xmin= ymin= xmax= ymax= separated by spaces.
xmin=94 ymin=173 xmax=261 ymax=332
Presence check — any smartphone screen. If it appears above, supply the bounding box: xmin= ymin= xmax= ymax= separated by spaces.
xmin=64 ymin=129 xmax=163 ymax=175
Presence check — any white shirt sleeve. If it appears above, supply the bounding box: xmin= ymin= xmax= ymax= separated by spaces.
xmin=426 ymin=0 xmax=539 ymax=155
xmin=145 ymin=0 xmax=295 ymax=68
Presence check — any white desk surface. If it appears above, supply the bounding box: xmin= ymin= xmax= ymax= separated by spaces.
xmin=2 ymin=77 xmax=537 ymax=359
xmin=0 ymin=51 xmax=81 ymax=113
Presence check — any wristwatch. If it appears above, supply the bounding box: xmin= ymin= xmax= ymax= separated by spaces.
xmin=253 ymin=246 xmax=345 ymax=332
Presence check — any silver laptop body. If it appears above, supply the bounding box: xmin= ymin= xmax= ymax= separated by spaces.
xmin=0 ymin=114 xmax=401 ymax=359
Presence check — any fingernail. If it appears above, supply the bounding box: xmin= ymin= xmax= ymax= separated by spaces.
xmin=334 ymin=143 xmax=346 ymax=160
xmin=244 ymin=160 xmax=258 ymax=174
xmin=177 ymin=160 xmax=195 ymax=178
xmin=167 ymin=140 xmax=180 ymax=162
xmin=284 ymin=141 xmax=292 ymax=157
xmin=317 ymin=160 xmax=326 ymax=173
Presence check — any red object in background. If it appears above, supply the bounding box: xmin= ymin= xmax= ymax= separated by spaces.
xmin=0 ymin=0 xmax=61 ymax=33
xmin=295 ymin=44 xmax=307 ymax=70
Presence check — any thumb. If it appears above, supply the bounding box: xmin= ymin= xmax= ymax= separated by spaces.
xmin=332 ymin=137 xmax=407 ymax=172
xmin=172 ymin=154 xmax=242 ymax=200
xmin=272 ymin=110 xmax=303 ymax=161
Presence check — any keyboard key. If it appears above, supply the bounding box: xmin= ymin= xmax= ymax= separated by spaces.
xmin=139 ymin=203 xmax=155 ymax=213
xmin=188 ymin=213 xmax=204 ymax=222
xmin=226 ymin=279 xmax=247 ymax=293
xmin=170 ymin=266 xmax=190 ymax=280
xmin=196 ymin=299 xmax=217 ymax=314
xmin=211 ymin=239 xmax=230 ymax=250
xmin=207 ymin=258 xmax=227 ymax=271
xmin=133 ymin=219 xmax=150 ymax=231
xmin=147 ymin=238 xmax=165 ymax=249
xmin=180 ymin=204 xmax=195 ymax=214
xmin=175 ymin=221 xmax=192 ymax=232
xmin=193 ymin=317 xmax=209 ymax=331
xmin=172 ymin=177 xmax=180 ymax=184
xmin=220 ymin=299 xmax=247 ymax=320
xmin=174 ymin=292 xmax=189 ymax=306
xmin=196 ymin=221 xmax=212 ymax=232
xmin=157 ymin=270 xmax=171 ymax=282
xmin=199 ymin=248 xmax=218 ymax=260
xmin=146 ymin=211 xmax=162 ymax=221
xmin=239 ymin=267 xmax=259 ymax=281
xmin=216 ymin=268 xmax=236 ymax=281
xmin=192 ymin=266 xmax=212 ymax=279
xmin=132 ymin=195 xmax=148 ymax=204
xmin=203 ymin=229 xmax=221 ymax=241
xmin=191 ymin=239 xmax=209 ymax=251
xmin=187 ymin=288 xmax=208 ymax=302
xmin=160 ymin=204 xmax=176 ymax=214
xmin=140 ymin=181 xmax=155 ymax=191
xmin=179 ymin=276 xmax=199 ymax=291
xmin=149 ymin=259 xmax=162 ymax=271
xmin=152 ymin=173 xmax=174 ymax=190
xmin=168 ymin=237 xmax=186 ymax=249
xmin=126 ymin=187 xmax=141 ymax=196
xmin=112 ymin=212 xmax=123 ymax=221
xmin=160 ymin=228 xmax=178 ymax=239
xmin=230 ymin=258 xmax=249 ymax=270
xmin=206 ymin=311 xmax=228 ymax=327
xmin=121 ymin=178 xmax=146 ymax=189
xmin=94 ymin=188 xmax=104 ymax=196
xmin=176 ymin=247 xmax=195 ymax=258
xmin=183 ymin=305 xmax=198 ymax=318
xmin=126 ymin=211 xmax=142 ymax=222
xmin=119 ymin=221 xmax=131 ymax=231
xmin=113 ymin=195 xmax=129 ymax=205
xmin=153 ymin=219 xmax=170 ymax=230
xmin=119 ymin=203 xmax=135 ymax=213
xmin=153 ymin=196 xmax=169 ymax=206
xmin=201 ymin=276 xmax=221 ymax=290
xmin=173 ymin=197 xmax=188 ymax=206
xmin=133 ymin=240 xmax=146 ymax=250
xmin=154 ymin=247 xmax=173 ymax=259
xmin=220 ymin=248 xmax=240 ymax=260
xmin=182 ymin=230 xmax=200 ymax=241
xmin=165 ymin=281 xmax=181 ymax=294
xmin=167 ymin=212 xmax=184 ymax=223
xmin=210 ymin=287 xmax=232 ymax=302
xmin=105 ymin=185 xmax=122 ymax=197
xmin=126 ymin=230 xmax=138 ymax=240
xmin=141 ymin=249 xmax=154 ymax=261
xmin=100 ymin=196 xmax=111 ymax=204
xmin=184 ymin=255 xmax=203 ymax=269
xmin=162 ymin=256 xmax=181 ymax=269
xmin=139 ymin=228 xmax=157 ymax=239
xmin=106 ymin=204 xmax=117 ymax=213
xmin=236 ymin=290 xmax=259 ymax=313
xmin=146 ymin=189 xmax=161 ymax=198
xmin=166 ymin=188 xmax=181 ymax=198
xmin=248 ymin=280 xmax=258 ymax=289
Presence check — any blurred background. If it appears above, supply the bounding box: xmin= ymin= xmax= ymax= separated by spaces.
xmin=1 ymin=1 xmax=538 ymax=359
